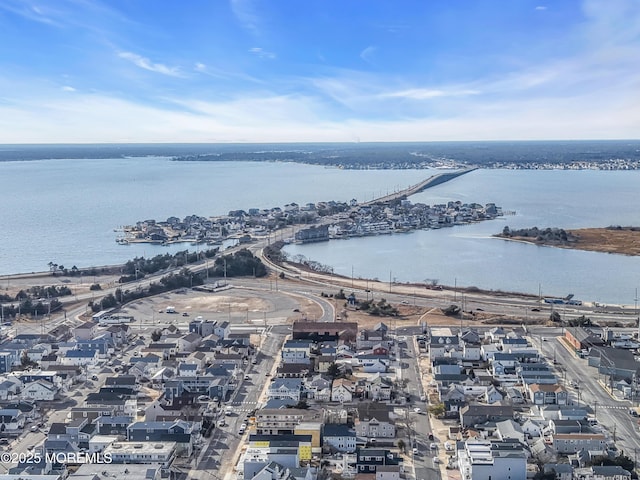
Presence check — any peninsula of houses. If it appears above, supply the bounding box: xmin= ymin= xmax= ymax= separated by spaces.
xmin=117 ymin=199 xmax=505 ymax=246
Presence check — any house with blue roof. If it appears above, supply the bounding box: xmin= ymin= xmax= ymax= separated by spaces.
xmin=60 ymin=349 xmax=99 ymax=366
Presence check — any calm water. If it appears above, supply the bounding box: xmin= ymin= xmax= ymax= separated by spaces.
xmin=285 ymin=169 xmax=640 ymax=305
xmin=1 ymin=157 xmax=639 ymax=305
xmin=0 ymin=157 xmax=420 ymax=274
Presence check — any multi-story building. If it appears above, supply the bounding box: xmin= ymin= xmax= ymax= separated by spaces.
xmin=457 ymin=440 xmax=526 ymax=480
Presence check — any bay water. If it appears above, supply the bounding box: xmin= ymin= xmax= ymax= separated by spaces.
xmin=1 ymin=157 xmax=639 ymax=305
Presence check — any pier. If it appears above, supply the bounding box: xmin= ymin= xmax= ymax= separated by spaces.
xmin=361 ymin=167 xmax=477 ymax=206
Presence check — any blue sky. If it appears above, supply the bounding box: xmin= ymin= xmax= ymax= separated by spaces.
xmin=0 ymin=0 xmax=638 ymax=143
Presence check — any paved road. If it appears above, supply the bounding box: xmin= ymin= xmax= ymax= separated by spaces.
xmin=529 ymin=328 xmax=640 ymax=460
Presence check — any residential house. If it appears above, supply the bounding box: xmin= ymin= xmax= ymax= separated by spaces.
xmin=484 ymin=386 xmax=503 ymax=404
xmin=323 ymin=424 xmax=357 ymax=453
xmin=355 ymin=403 xmax=396 ymax=439
xmin=356 ymin=448 xmax=401 ymax=474
xmin=255 ymin=407 xmax=323 ymax=436
xmin=305 ymin=375 xmax=331 ymax=402
xmin=331 ymin=379 xmax=355 ymax=403
xmin=73 ymin=322 xmax=98 ymax=340
xmin=282 ymin=340 xmax=314 ymax=365
xmin=527 ymin=384 xmax=568 ymax=405
xmin=267 ymin=378 xmax=304 ymax=402
xmin=214 ymin=321 xmax=231 ymax=339
xmin=177 ymin=333 xmax=202 ymax=353
xmin=60 ymin=349 xmax=99 ymax=366
xmin=376 ymin=466 xmax=401 ymax=480
xmin=364 ymin=374 xmax=392 ymax=401
xmin=21 ymin=379 xmax=58 ymax=401
xmin=0 ymin=408 xmax=24 ymax=431
xmin=574 ymin=466 xmax=632 ymax=480
xmin=189 ymin=317 xmax=217 ymax=337
xmin=0 ymin=378 xmax=20 ymax=401
xmin=457 ymin=440 xmax=527 ymax=480
xmin=358 ymin=355 xmax=389 ymax=374
xmin=459 ymin=404 xmax=515 ymax=429
xmin=292 ymin=321 xmax=358 ymax=343
xmin=127 ymin=419 xmax=197 ymax=456
xmin=552 ymin=433 xmax=606 ymax=454
xmin=543 ymin=464 xmax=574 ymax=480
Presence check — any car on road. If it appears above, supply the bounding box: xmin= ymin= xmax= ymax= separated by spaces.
xmin=244 ymin=375 xmax=251 ymax=380
xmin=430 ymin=443 xmax=437 ymax=450
xmin=182 ymin=312 xmax=189 ymax=316
xmin=30 ymin=425 xmax=39 ymax=432
xmin=413 ymin=407 xmax=421 ymax=413
xmin=412 ymin=448 xmax=419 ymax=455
xmin=91 ymin=375 xmax=98 ymax=381
xmin=433 ymin=457 xmax=441 ymax=463
xmin=531 ymin=308 xmax=541 ymax=312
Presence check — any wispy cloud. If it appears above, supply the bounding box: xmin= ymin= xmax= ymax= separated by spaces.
xmin=360 ymin=46 xmax=377 ymax=64
xmin=383 ymin=88 xmax=480 ymax=100
xmin=230 ymin=0 xmax=260 ymax=34
xmin=61 ymin=85 xmax=76 ymax=92
xmin=249 ymin=47 xmax=276 ymax=59
xmin=0 ymin=0 xmax=61 ymax=26
xmin=535 ymin=6 xmax=547 ymax=10
xmin=118 ymin=52 xmax=184 ymax=77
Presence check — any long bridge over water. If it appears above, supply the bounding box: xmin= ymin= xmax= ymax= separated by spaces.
xmin=361 ymin=167 xmax=477 ymax=206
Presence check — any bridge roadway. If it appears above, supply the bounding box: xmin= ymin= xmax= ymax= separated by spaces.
xmin=361 ymin=167 xmax=477 ymax=206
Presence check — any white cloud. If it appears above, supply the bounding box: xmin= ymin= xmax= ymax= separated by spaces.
xmin=230 ymin=0 xmax=260 ymax=34
xmin=118 ymin=51 xmax=184 ymax=77
xmin=0 ymin=0 xmax=61 ymax=26
xmin=535 ymin=6 xmax=547 ymax=10
xmin=360 ymin=46 xmax=377 ymax=64
xmin=194 ymin=62 xmax=207 ymax=72
xmin=61 ymin=85 xmax=76 ymax=92
xmin=249 ymin=47 xmax=276 ymax=59
xmin=383 ymin=88 xmax=480 ymax=100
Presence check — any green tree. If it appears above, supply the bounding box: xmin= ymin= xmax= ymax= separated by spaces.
xmin=428 ymin=402 xmax=445 ymax=417
xmin=397 ymin=439 xmax=406 ymax=453
xmin=327 ymin=362 xmax=341 ymax=379
xmin=151 ymin=329 xmax=162 ymax=342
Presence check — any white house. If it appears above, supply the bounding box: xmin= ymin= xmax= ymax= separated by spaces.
xmin=521 ymin=419 xmax=542 ymax=438
xmin=21 ymin=379 xmax=58 ymax=401
xmin=484 ymin=386 xmax=503 ymax=404
xmin=457 ymin=440 xmax=526 ymax=480
xmin=61 ymin=349 xmax=99 ymax=367
xmin=266 ymin=378 xmax=303 ymax=401
xmin=331 ymin=379 xmax=354 ymax=403
xmin=322 ymin=424 xmax=357 ymax=453
xmin=376 ymin=466 xmax=401 ymax=480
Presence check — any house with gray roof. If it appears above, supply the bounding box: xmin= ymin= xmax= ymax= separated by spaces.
xmin=355 ymin=402 xmax=395 ymax=440
xmin=459 ymin=404 xmax=514 ymax=428
xmin=267 ymin=378 xmax=304 ymax=402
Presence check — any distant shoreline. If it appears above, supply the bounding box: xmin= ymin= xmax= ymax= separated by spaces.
xmin=495 ymin=227 xmax=640 ymax=256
